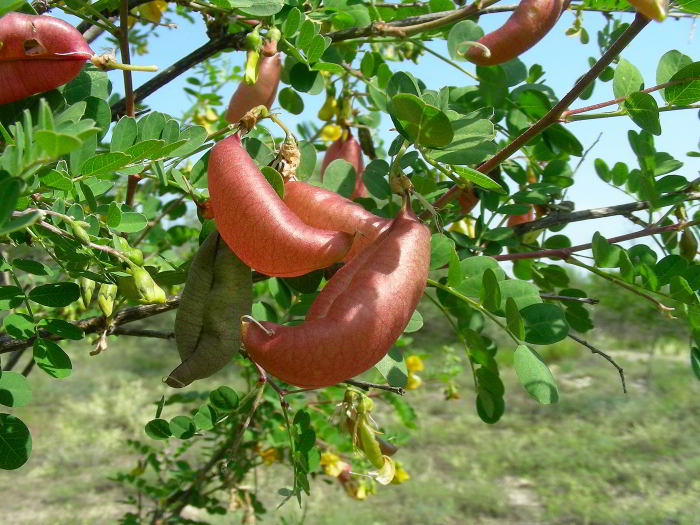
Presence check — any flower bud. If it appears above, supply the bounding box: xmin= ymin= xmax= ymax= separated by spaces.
xmin=98 ymin=283 xmax=117 ymax=317
xmin=80 ymin=277 xmax=96 ymax=306
xmin=131 ymin=267 xmax=166 ymax=304
xmin=679 ymin=229 xmax=697 ymax=261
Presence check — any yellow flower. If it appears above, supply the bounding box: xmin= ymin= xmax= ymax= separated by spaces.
xmin=391 ymin=463 xmax=411 ymax=484
xmin=318 ymin=97 xmax=338 ymax=121
xmin=136 ymin=1 xmax=168 ymax=24
xmin=193 ymin=108 xmax=217 ymax=134
xmin=320 ymin=452 xmax=349 ymax=478
xmin=258 ymin=447 xmax=281 ymax=466
xmin=406 ymin=355 xmax=424 ymax=372
xmin=343 ymin=478 xmax=375 ymax=500
xmin=321 ymin=124 xmax=343 ymax=142
xmin=405 ymin=372 xmax=422 ymax=390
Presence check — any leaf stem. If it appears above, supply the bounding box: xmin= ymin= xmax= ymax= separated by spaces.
xmin=566 ymin=257 xmax=674 ymax=314
xmin=409 ymin=39 xmax=478 ymax=81
xmin=426 ymin=278 xmax=520 ymax=345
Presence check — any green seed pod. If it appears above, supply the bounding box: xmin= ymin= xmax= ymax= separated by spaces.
xmin=168 ymin=232 xmax=252 ymax=388
xmin=359 ymin=396 xmax=374 ymax=414
xmin=98 ymin=283 xmax=117 ymax=317
xmin=127 ymin=248 xmax=144 ymax=266
xmin=131 ymin=267 xmax=166 ymax=304
xmin=244 ymin=49 xmax=261 ymax=85
xmin=679 ymin=229 xmax=698 ymax=261
xmin=358 ymin=418 xmax=384 ymax=469
xmin=71 ymin=222 xmax=91 ymax=245
xmin=116 ymin=274 xmax=141 ymax=303
xmin=346 ymin=416 xmax=397 ymax=457
xmin=80 ymin=277 xmax=96 ymax=306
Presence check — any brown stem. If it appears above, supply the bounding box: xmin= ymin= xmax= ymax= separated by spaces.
xmin=0 ymin=297 xmax=180 ymax=355
xmin=329 ymin=0 xmax=498 ymax=41
xmin=118 ymin=0 xmax=138 ymax=207
xmin=110 ymin=327 xmax=174 ymax=339
xmin=560 ymin=77 xmax=700 ymax=120
xmin=28 ymin=217 xmax=126 ymax=261
xmin=427 ymin=13 xmax=651 ymax=215
xmin=0 ymin=269 xmax=271 ymax=354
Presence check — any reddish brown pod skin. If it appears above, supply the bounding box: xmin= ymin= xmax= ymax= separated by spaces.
xmin=507 ymin=206 xmax=535 ymax=227
xmin=283 ymin=181 xmax=391 ymax=261
xmin=225 ymin=53 xmax=281 ymax=124
xmin=0 ymin=13 xmax=93 ymax=105
xmin=242 ymin=201 xmax=431 ymax=388
xmin=208 ymin=133 xmax=353 ymax=277
xmin=321 ymin=131 xmax=367 ymax=199
xmin=457 ymin=188 xmax=480 ymax=215
xmin=466 ymin=0 xmax=565 ymax=66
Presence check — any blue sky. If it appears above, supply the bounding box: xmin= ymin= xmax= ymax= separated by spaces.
xmin=67 ymin=6 xmax=699 ymax=249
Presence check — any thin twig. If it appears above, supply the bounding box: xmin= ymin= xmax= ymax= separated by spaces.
xmin=511 ymin=192 xmax=700 ymax=235
xmin=375 ymin=1 xmax=699 ymax=19
xmin=328 ymin=0 xmax=499 ymax=41
xmin=166 ymin=384 xmax=266 ymax=519
xmin=0 ymin=297 xmax=181 ymax=354
xmin=110 ymin=327 xmax=175 ymax=339
xmin=540 ymin=293 xmax=600 ymax=305
xmin=344 ymin=379 xmax=405 ymax=395
xmin=568 ymin=333 xmax=626 ymax=394
xmin=29 ymin=216 xmax=128 ymax=261
xmin=568 ymin=257 xmax=674 ymax=314
xmin=0 ymin=266 xmax=272 ymax=354
xmin=119 ymin=0 xmax=140 ymax=208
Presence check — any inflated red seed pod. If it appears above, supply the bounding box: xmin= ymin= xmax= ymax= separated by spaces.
xmin=283 ymin=181 xmax=391 ymax=261
xmin=207 ymin=133 xmax=352 ymax=277
xmin=242 ymin=198 xmax=431 ymax=388
xmin=0 ymin=13 xmax=94 ymax=105
xmin=465 ymin=0 xmax=566 ymax=66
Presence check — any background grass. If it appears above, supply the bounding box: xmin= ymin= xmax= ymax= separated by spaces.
xmin=1 ymin=280 xmax=698 ymax=524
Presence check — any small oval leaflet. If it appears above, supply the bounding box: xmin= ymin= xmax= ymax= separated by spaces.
xmin=513 ymin=344 xmax=559 ymax=404
xmin=0 ymin=414 xmax=32 ymax=470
